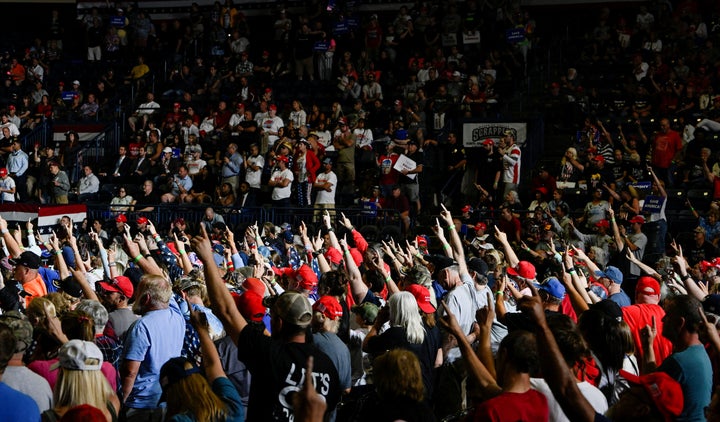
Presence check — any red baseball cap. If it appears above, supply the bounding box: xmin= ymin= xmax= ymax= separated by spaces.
xmin=593 ymin=155 xmax=606 ymax=163
xmin=636 ymin=276 xmax=660 ymax=296
xmin=295 ymin=264 xmax=318 ymax=290
xmin=618 ymin=370 xmax=684 ymax=421
xmin=313 ymin=296 xmax=343 ymax=319
xmin=115 ymin=214 xmax=127 ymax=223
xmin=416 ymin=235 xmax=428 ymax=247
xmin=405 ymin=284 xmax=435 ymax=314
xmin=269 ymin=104 xmax=277 ymax=111
xmin=242 ymin=277 xmax=266 ymax=297
xmin=595 ymin=219 xmax=610 ymax=228
xmin=474 ymin=222 xmax=487 ymax=232
xmin=136 ymin=216 xmax=148 ymax=224
xmin=507 ymin=261 xmax=537 ymax=280
xmin=275 ymin=155 xmax=289 ymax=163
xmin=324 ymin=247 xmax=342 ymax=265
xmin=628 ymin=215 xmax=645 ymax=224
xmin=98 ymin=276 xmax=134 ymax=298
xmin=235 ymin=291 xmax=266 ymax=322
xmin=0 ymin=168 xmax=7 ymax=178
xmin=312 ymin=295 xmax=343 ymax=320
xmin=482 ymin=139 xmax=494 ymax=146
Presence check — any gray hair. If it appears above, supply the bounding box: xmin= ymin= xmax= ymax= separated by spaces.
xmin=75 ymin=299 xmax=109 ymax=333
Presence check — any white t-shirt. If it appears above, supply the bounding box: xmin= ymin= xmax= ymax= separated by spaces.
xmin=185 ymin=158 xmax=207 ymax=175
xmin=530 ymin=378 xmax=609 ymax=422
xmin=354 ymin=128 xmax=374 ymax=149
xmin=315 ymin=171 xmax=337 ymax=205
xmin=0 ymin=176 xmax=15 ymax=202
xmin=270 ymin=168 xmax=293 ymax=200
xmin=261 ymin=116 xmax=284 ymax=146
xmin=245 ymin=154 xmax=265 ymax=188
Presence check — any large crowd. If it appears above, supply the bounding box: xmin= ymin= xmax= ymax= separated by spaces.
xmin=0 ymin=0 xmax=719 ymax=421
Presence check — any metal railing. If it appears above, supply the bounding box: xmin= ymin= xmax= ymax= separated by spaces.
xmin=70 ymin=122 xmax=121 ymax=183
xmin=86 ymin=204 xmax=402 ymax=236
xmin=19 ymin=120 xmax=52 ymax=150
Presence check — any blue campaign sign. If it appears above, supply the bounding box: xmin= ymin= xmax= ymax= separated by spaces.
xmin=506 ymin=28 xmax=525 ymax=43
xmin=361 ymin=201 xmax=378 ymax=217
xmin=347 ymin=17 xmax=360 ymax=29
xmin=61 ymin=91 xmax=75 ymax=101
xmin=333 ymin=21 xmax=350 ymax=35
xmin=110 ymin=16 xmax=125 ymax=27
xmin=313 ymin=42 xmax=330 ymax=52
xmin=642 ymin=195 xmax=665 ymax=213
xmin=630 ymin=181 xmax=652 ymax=191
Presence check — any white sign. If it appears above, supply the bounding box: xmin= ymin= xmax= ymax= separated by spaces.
xmin=462 ymin=122 xmax=528 ymax=148
xmin=393 ymin=154 xmax=417 ymax=180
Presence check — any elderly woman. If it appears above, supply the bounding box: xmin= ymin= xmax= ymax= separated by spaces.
xmin=558 ymin=147 xmax=583 ymax=183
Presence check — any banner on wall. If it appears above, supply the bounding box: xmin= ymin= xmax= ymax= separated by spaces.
xmin=462 ymin=122 xmax=528 ymax=148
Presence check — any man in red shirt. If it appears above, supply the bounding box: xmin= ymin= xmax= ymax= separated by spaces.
xmin=650 ymin=118 xmax=682 ymax=185
xmin=621 ymin=276 xmax=673 ymax=365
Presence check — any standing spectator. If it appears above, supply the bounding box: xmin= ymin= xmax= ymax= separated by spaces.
xmin=97 ymin=276 xmax=137 ymax=341
xmin=0 ymin=324 xmax=40 ymax=421
xmin=269 ymin=155 xmax=293 ymax=207
xmin=642 ymin=295 xmax=712 ymax=421
xmin=9 ymin=250 xmax=47 ymax=307
xmin=221 ymin=143 xmax=243 ymax=192
xmin=650 ymin=118 xmax=682 ymax=185
xmin=314 ymin=158 xmax=337 ymax=219
xmin=311 ymin=295 xmax=352 ymax=394
xmin=499 ymin=129 xmax=522 ymax=196
xmin=0 ymin=312 xmax=52 ymax=412
xmin=0 ymin=168 xmax=15 ymax=203
xmin=48 ymin=161 xmax=70 ymax=204
xmin=440 ymin=132 xmax=466 ymax=208
xmin=120 ymin=274 xmax=184 ymax=422
xmin=399 ymin=139 xmax=424 ymax=215
xmin=6 ymin=139 xmax=28 ymax=202
xmin=380 ymin=185 xmax=411 ymax=233
xmin=260 ymin=104 xmax=284 ymax=149
xmin=294 ymin=138 xmax=320 ymax=207
xmin=243 ymin=143 xmax=264 ymax=195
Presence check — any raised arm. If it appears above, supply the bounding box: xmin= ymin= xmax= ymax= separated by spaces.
xmin=495 ymin=225 xmax=519 ymax=269
xmin=189 ymin=307 xmax=226 ymax=383
xmin=438 ymin=301 xmax=502 ymax=397
xmin=192 ymin=225 xmax=247 ymax=345
xmin=439 ymin=204 xmax=469 ymax=277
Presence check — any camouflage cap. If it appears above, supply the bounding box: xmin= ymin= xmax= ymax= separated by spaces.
xmin=0 ymin=311 xmax=33 ymax=353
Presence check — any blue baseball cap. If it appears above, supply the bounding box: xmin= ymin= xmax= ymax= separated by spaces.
xmin=594 ymin=266 xmax=623 ymax=284
xmin=534 ymin=277 xmax=565 ymax=300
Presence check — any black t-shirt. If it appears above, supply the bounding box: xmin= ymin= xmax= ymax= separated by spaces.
xmin=365 ymin=324 xmax=441 ymax=400
xmin=400 ymin=150 xmax=424 ymax=185
xmin=237 ymin=325 xmax=341 ymax=422
xmin=134 ymin=191 xmax=161 ymax=208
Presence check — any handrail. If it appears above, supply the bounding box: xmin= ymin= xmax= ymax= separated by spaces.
xmin=70 ymin=122 xmax=120 ymax=183
xmin=19 ymin=120 xmax=51 ymax=150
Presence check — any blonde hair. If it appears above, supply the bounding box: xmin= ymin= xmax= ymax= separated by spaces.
xmin=27 ymin=297 xmax=56 ymax=326
xmin=561 ymin=147 xmax=578 ymax=166
xmin=374 ymin=349 xmax=424 ymax=403
xmin=165 ymin=361 xmax=228 ymax=421
xmin=54 ymin=368 xmax=113 ymax=411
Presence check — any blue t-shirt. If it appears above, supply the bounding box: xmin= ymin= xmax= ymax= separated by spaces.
xmin=169 ymin=377 xmax=244 ymax=422
xmin=608 ymin=289 xmax=631 ymax=308
xmin=0 ymin=382 xmax=40 ymax=422
xmin=123 ymin=298 xmax=185 ymax=409
xmin=659 ymin=344 xmax=712 ymax=422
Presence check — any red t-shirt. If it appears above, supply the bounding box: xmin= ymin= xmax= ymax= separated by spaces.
xmin=651 ymin=130 xmax=682 ymax=168
xmin=377 ymin=154 xmax=400 ymax=186
xmin=622 ymin=303 xmax=673 ymax=365
xmin=472 ymin=389 xmax=549 ymax=421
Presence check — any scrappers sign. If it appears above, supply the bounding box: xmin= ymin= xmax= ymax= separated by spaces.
xmin=462 ymin=123 xmax=527 ymax=147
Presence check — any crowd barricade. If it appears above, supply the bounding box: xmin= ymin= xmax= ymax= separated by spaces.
xmin=85 ymin=204 xmax=403 ymax=238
